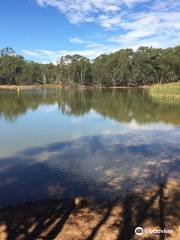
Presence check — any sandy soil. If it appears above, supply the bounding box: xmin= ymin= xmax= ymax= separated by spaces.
xmin=0 ymin=180 xmax=179 ymax=240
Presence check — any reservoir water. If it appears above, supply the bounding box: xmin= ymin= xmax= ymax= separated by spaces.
xmin=0 ymin=88 xmax=179 ymax=206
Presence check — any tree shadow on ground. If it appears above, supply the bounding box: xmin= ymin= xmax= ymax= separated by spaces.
xmin=0 ymin=170 xmax=179 ymax=240
xmin=0 ymin=200 xmax=75 ymax=240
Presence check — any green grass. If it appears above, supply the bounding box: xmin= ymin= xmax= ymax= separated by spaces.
xmin=149 ymin=82 xmax=180 ymax=98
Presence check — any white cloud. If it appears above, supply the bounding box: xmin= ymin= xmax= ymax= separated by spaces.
xmin=35 ymin=0 xmax=180 ymax=47
xmin=22 ymin=50 xmax=41 ymax=57
xmin=35 ymin=0 xmax=149 ymax=24
xmin=99 ymin=15 xmax=122 ymax=28
xmin=69 ymin=37 xmax=86 ymax=44
xmin=30 ymin=0 xmax=180 ymax=62
xmin=22 ymin=44 xmax=119 ymax=62
xmin=108 ymin=11 xmax=180 ymax=48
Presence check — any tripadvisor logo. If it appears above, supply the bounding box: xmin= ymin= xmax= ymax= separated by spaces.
xmin=135 ymin=226 xmax=173 ymax=236
xmin=135 ymin=227 xmax=144 ymax=235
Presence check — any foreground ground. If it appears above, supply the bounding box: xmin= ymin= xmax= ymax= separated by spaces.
xmin=0 ymin=178 xmax=179 ymax=240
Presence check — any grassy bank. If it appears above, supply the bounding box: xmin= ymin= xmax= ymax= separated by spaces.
xmin=149 ymin=82 xmax=180 ymax=98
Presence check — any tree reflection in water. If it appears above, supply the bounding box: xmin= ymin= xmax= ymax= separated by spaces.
xmin=0 ymin=88 xmax=179 ymax=239
xmin=0 ymin=88 xmax=180 ymax=125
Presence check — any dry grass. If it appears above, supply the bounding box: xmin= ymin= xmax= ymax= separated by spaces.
xmin=149 ymin=82 xmax=180 ymax=99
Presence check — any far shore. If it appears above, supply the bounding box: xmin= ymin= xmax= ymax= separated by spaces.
xmin=0 ymin=83 xmax=180 ymax=99
xmin=0 ymin=84 xmax=63 ymax=90
xmin=0 ymin=84 xmax=150 ymax=90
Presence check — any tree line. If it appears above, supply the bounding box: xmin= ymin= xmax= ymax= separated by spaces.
xmin=0 ymin=46 xmax=180 ymax=87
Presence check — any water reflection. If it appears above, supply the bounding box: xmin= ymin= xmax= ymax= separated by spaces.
xmin=0 ymin=133 xmax=179 ymax=206
xmin=0 ymin=88 xmax=179 ymax=207
xmin=0 ymin=88 xmax=180 ymax=125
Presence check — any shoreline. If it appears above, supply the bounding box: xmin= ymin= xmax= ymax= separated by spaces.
xmin=0 ymin=84 xmax=150 ymax=90
xmin=0 ymin=84 xmax=63 ymax=90
xmin=0 ymin=84 xmax=179 ymax=99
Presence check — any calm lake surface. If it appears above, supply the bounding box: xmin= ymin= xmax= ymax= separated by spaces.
xmin=0 ymin=88 xmax=179 ymax=206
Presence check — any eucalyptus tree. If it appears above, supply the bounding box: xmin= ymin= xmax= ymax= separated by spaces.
xmin=0 ymin=46 xmax=180 ymax=86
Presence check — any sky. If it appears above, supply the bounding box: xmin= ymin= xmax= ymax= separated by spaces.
xmin=0 ymin=0 xmax=180 ymax=63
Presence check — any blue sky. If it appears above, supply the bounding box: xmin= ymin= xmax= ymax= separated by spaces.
xmin=0 ymin=0 xmax=180 ymax=63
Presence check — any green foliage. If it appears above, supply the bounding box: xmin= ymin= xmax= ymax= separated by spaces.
xmin=0 ymin=46 xmax=180 ymax=87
